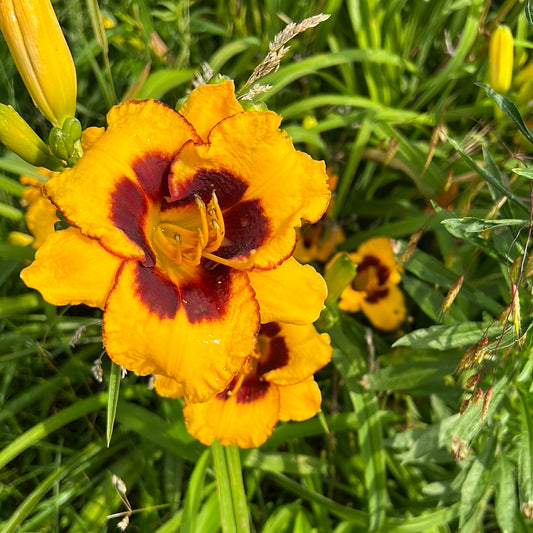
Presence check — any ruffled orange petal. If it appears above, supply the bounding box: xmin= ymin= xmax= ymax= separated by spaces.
xmin=360 ymin=284 xmax=406 ymax=331
xmin=183 ymin=380 xmax=280 ymax=448
xmin=179 ymin=81 xmax=244 ymax=142
xmin=103 ymin=260 xmax=259 ymax=403
xmin=169 ymin=110 xmax=330 ymax=269
xmin=153 ymin=375 xmax=184 ymax=399
xmin=20 ymin=227 xmax=122 ymax=308
xmin=24 ymin=195 xmax=57 ymax=248
xmin=248 ymin=257 xmax=327 ymax=324
xmin=81 ymin=126 xmax=104 ymax=151
xmin=278 ymin=377 xmax=322 ymax=422
xmin=260 ymin=322 xmax=332 ymax=386
xmin=45 ymin=100 xmax=200 ymax=264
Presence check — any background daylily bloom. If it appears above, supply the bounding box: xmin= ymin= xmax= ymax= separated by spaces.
xmin=0 ymin=0 xmax=77 ymax=126
xmin=155 ymin=321 xmax=332 ymax=448
xmin=21 ymin=81 xmax=330 ymax=403
xmin=330 ymin=237 xmax=406 ymax=331
xmin=20 ymin=171 xmax=59 ymax=248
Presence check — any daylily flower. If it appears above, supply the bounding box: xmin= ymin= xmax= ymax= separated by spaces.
xmin=0 ymin=0 xmax=77 ymax=127
xmin=330 ymin=237 xmax=406 ymax=331
xmin=155 ymin=321 xmax=332 ymax=448
xmin=21 ymin=81 xmax=330 ymax=403
xmin=18 ymin=170 xmax=59 ymax=249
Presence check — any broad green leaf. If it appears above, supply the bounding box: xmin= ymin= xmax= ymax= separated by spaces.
xmin=518 ymin=388 xmax=533 ymax=511
xmin=441 ymin=217 xmax=526 ymax=236
xmin=476 ymin=83 xmax=533 ymax=144
xmin=392 ymin=322 xmax=499 ymax=350
xmin=513 ymin=167 xmax=533 ymax=180
xmin=495 ymin=452 xmax=517 ymax=533
xmin=364 ymin=357 xmax=457 ymax=393
xmin=459 ymin=433 xmax=497 ymax=526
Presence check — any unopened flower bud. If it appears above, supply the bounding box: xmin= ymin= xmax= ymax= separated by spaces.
xmin=488 ymin=25 xmax=514 ymax=94
xmin=0 ymin=104 xmax=62 ymax=169
xmin=0 ymin=0 xmax=77 ymax=126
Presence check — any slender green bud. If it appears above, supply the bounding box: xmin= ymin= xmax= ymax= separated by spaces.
xmin=0 ymin=104 xmax=62 ymax=169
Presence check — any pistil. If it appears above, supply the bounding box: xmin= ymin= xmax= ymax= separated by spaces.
xmin=152 ymin=190 xmax=255 ymax=270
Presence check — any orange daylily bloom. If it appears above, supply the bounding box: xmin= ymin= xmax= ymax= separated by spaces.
xmin=21 ymin=81 xmax=330 ymax=403
xmin=330 ymin=237 xmax=406 ymax=331
xmin=19 ymin=171 xmax=58 ymax=248
xmin=155 ymin=321 xmax=332 ymax=448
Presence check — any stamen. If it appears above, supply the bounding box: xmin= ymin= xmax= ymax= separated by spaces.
xmin=202 ymin=249 xmax=256 ymax=270
xmin=197 ymin=226 xmax=208 ymax=248
xmin=173 ymin=233 xmax=183 ymax=264
xmin=226 ymin=372 xmax=246 ymax=398
xmin=160 ymin=221 xmax=197 ymax=237
xmin=194 ymin=194 xmax=209 ymax=245
xmin=210 ymin=191 xmax=225 ymax=235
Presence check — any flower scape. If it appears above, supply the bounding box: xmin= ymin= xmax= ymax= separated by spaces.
xmin=20 ymin=80 xmax=333 ymax=446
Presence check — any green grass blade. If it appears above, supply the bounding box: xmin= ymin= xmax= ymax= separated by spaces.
xmin=0 ymin=393 xmax=107 ymax=470
xmin=267 ymin=471 xmax=369 ymax=527
xmin=0 ymin=443 xmax=103 ymax=533
xmin=181 ymin=449 xmax=212 ymax=533
xmin=106 ymin=360 xmax=122 ymax=447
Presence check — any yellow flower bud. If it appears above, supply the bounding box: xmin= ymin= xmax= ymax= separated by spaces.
xmin=0 ymin=104 xmax=62 ymax=169
xmin=0 ymin=0 xmax=77 ymax=127
xmin=488 ymin=25 xmax=514 ymax=94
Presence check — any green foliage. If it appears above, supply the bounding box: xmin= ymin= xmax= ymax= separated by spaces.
xmin=1 ymin=0 xmax=533 ymax=532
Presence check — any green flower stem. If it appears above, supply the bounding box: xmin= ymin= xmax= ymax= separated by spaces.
xmin=225 ymin=445 xmax=251 ymax=533
xmin=212 ymin=441 xmax=250 ymax=533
